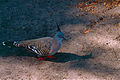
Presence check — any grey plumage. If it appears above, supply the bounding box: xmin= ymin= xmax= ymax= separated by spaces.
xmin=17 ymin=37 xmax=60 ymax=56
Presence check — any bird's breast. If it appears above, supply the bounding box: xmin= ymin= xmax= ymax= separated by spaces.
xmin=49 ymin=39 xmax=61 ymax=55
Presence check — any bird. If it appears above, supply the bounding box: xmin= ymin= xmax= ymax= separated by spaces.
xmin=2 ymin=25 xmax=65 ymax=60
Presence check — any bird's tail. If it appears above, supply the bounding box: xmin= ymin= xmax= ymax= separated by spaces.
xmin=2 ymin=41 xmax=19 ymax=48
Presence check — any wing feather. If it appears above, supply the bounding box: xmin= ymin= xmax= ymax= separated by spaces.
xmin=18 ymin=37 xmax=54 ymax=56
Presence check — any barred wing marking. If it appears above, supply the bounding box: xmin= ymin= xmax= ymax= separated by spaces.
xmin=27 ymin=45 xmax=41 ymax=55
xmin=19 ymin=37 xmax=54 ymax=56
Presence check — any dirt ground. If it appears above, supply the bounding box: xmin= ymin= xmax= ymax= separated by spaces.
xmin=0 ymin=0 xmax=120 ymax=80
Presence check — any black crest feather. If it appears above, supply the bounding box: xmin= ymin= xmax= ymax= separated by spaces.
xmin=57 ymin=24 xmax=61 ymax=32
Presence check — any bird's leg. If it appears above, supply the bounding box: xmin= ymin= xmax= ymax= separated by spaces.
xmin=44 ymin=56 xmax=56 ymax=59
xmin=37 ymin=56 xmax=46 ymax=61
xmin=37 ymin=56 xmax=56 ymax=61
xmin=47 ymin=56 xmax=56 ymax=59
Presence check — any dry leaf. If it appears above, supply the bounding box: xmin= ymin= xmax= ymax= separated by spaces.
xmin=83 ymin=30 xmax=90 ymax=34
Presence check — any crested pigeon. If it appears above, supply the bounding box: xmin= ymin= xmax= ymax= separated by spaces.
xmin=2 ymin=26 xmax=65 ymax=60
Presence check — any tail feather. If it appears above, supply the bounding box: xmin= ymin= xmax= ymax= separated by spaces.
xmin=2 ymin=41 xmax=19 ymax=48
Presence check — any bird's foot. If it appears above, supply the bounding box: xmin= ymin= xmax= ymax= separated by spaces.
xmin=38 ymin=57 xmax=46 ymax=61
xmin=46 ymin=56 xmax=56 ymax=59
xmin=37 ymin=56 xmax=56 ymax=61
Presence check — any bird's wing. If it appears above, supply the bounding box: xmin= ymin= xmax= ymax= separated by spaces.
xmin=18 ymin=37 xmax=55 ymax=56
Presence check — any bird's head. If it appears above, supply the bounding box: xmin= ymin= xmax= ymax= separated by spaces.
xmin=55 ymin=25 xmax=65 ymax=41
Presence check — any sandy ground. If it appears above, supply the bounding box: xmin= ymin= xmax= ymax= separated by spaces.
xmin=0 ymin=0 xmax=120 ymax=80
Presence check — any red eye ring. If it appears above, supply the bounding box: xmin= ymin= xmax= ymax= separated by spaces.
xmin=58 ymin=35 xmax=62 ymax=38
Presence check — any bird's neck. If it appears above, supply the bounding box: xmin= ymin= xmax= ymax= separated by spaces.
xmin=56 ymin=38 xmax=62 ymax=44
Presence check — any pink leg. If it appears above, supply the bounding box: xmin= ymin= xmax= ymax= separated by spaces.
xmin=44 ymin=56 xmax=56 ymax=59
xmin=38 ymin=56 xmax=56 ymax=61
xmin=38 ymin=57 xmax=46 ymax=61
xmin=47 ymin=56 xmax=56 ymax=58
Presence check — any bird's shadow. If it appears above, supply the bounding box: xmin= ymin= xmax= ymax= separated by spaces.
xmin=0 ymin=48 xmax=92 ymax=63
xmin=47 ymin=52 xmax=92 ymax=63
xmin=0 ymin=44 xmax=92 ymax=63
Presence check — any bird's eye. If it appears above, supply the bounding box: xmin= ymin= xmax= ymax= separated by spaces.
xmin=58 ymin=35 xmax=62 ymax=38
